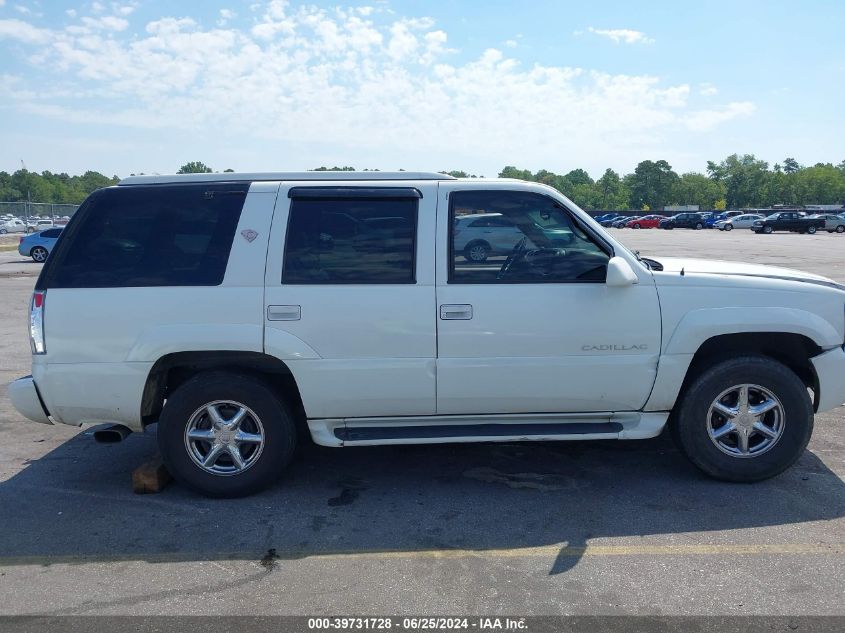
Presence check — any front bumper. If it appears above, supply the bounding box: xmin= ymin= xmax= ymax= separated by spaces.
xmin=811 ymin=347 xmax=845 ymax=413
xmin=7 ymin=376 xmax=52 ymax=425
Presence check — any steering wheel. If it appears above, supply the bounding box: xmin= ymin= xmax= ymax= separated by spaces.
xmin=497 ymin=236 xmax=528 ymax=280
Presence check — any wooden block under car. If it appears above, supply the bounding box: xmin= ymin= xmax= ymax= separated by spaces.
xmin=132 ymin=455 xmax=172 ymax=494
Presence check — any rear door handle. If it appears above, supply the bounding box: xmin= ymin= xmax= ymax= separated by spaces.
xmin=440 ymin=304 xmax=473 ymax=320
xmin=267 ymin=305 xmax=301 ymax=321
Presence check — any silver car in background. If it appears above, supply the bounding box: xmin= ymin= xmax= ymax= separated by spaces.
xmin=714 ymin=214 xmax=764 ymax=231
xmin=809 ymin=214 xmax=845 ymax=233
xmin=17 ymin=227 xmax=62 ymax=262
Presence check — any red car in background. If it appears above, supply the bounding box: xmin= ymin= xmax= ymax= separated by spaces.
xmin=625 ymin=214 xmax=663 ymax=229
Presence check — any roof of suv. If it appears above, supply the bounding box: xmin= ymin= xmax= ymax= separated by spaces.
xmin=119 ymin=171 xmax=457 ymax=186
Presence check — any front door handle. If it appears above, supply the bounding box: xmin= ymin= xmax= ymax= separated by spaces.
xmin=440 ymin=304 xmax=473 ymax=320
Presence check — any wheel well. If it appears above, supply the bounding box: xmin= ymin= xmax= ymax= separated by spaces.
xmin=679 ymin=332 xmax=822 ymax=409
xmin=141 ymin=351 xmax=308 ymax=436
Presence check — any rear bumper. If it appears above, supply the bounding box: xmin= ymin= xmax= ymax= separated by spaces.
xmin=811 ymin=347 xmax=845 ymax=413
xmin=7 ymin=376 xmax=52 ymax=425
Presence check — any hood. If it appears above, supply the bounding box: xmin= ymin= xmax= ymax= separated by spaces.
xmin=653 ymin=257 xmax=845 ymax=291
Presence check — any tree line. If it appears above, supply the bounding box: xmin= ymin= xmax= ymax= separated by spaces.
xmin=2 ymin=155 xmax=844 ymax=210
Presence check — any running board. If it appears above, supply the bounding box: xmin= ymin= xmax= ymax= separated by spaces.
xmin=308 ymin=412 xmax=669 ymax=447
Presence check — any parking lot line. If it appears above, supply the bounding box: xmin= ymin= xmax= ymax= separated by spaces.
xmin=0 ymin=542 xmax=842 ymax=568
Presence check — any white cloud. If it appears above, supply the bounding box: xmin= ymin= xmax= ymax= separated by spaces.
xmin=587 ymin=27 xmax=654 ymax=45
xmin=684 ymin=101 xmax=755 ymax=131
xmin=504 ymin=39 xmax=517 ymax=48
xmin=0 ymin=18 xmax=50 ymax=43
xmin=0 ymin=2 xmax=754 ymax=174
xmin=699 ymin=82 xmax=719 ymax=96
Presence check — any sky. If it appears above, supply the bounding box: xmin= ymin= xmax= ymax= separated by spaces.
xmin=1 ymin=0 xmax=843 ymax=179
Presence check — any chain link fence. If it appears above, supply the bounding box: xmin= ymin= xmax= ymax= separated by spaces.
xmin=0 ymin=201 xmax=80 ymax=221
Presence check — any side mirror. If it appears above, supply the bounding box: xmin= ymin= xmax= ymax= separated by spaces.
xmin=606 ymin=256 xmax=639 ymax=287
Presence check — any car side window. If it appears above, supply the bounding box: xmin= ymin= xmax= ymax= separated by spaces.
xmin=40 ymin=183 xmax=248 ymax=289
xmin=283 ymin=197 xmax=417 ymax=284
xmin=41 ymin=228 xmax=62 ymax=238
xmin=449 ymin=190 xmax=609 ymax=284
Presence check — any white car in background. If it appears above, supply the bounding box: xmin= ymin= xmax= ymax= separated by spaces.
xmin=0 ymin=218 xmax=27 ymax=234
xmin=715 ymin=214 xmax=764 ymax=231
xmin=453 ymin=212 xmax=573 ymax=262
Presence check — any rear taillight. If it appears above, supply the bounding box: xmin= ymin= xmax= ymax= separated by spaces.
xmin=30 ymin=291 xmax=46 ymax=354
xmin=19 ymin=237 xmax=24 ymax=244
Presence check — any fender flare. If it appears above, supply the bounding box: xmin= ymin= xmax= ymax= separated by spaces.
xmin=663 ymin=307 xmax=841 ymax=356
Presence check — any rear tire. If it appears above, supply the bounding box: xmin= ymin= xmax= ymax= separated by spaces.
xmin=30 ymin=246 xmax=48 ymax=263
xmin=694 ymin=222 xmax=703 ymax=230
xmin=673 ymin=356 xmax=812 ymax=482
xmin=836 ymin=225 xmax=845 ymax=233
xmin=158 ymin=371 xmax=297 ymax=497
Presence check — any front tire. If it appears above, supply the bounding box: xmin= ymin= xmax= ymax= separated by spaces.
xmin=807 ymin=225 xmax=817 ymax=234
xmin=763 ymin=225 xmax=774 ymax=234
xmin=158 ymin=371 xmax=297 ymax=497
xmin=463 ymin=241 xmax=490 ymax=263
xmin=724 ymin=224 xmax=733 ymax=231
xmin=673 ymin=356 xmax=812 ymax=482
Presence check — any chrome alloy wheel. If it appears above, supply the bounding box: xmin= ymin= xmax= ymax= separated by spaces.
xmin=707 ymin=384 xmax=785 ymax=458
xmin=184 ymin=400 xmax=265 ymax=476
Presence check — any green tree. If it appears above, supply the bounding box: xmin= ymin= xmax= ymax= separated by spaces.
xmin=782 ymin=157 xmax=801 ymax=174
xmin=626 ymin=160 xmax=679 ymax=210
xmin=595 ymin=168 xmax=630 ymax=210
xmin=707 ymin=154 xmax=771 ymax=208
xmin=671 ymin=172 xmax=726 ymax=209
xmin=177 ymin=161 xmax=213 ymax=174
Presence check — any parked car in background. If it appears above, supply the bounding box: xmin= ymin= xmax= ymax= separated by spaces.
xmin=594 ymin=213 xmax=622 ymax=223
xmin=752 ymin=212 xmax=825 ymax=234
xmin=611 ymin=216 xmax=637 ymax=228
xmin=0 ymin=218 xmax=27 ymax=234
xmin=626 ymin=215 xmax=663 ymax=229
xmin=600 ymin=215 xmax=626 ymax=227
xmin=705 ymin=211 xmax=743 ymax=228
xmin=26 ymin=219 xmax=54 ymax=234
xmin=809 ymin=214 xmax=845 ymax=233
xmin=659 ymin=212 xmax=705 ymax=230
xmin=453 ymin=212 xmax=573 ymax=262
xmin=714 ymin=214 xmax=765 ymax=231
xmin=18 ymin=228 xmax=63 ymax=262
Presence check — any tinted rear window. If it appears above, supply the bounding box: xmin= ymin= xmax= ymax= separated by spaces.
xmin=38 ymin=183 xmax=248 ymax=289
xmin=282 ymin=197 xmax=417 ymax=284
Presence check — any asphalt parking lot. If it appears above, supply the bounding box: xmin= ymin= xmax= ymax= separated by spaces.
xmin=0 ymin=229 xmax=843 ymax=616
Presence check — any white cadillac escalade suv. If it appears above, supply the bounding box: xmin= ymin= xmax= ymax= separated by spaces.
xmin=8 ymin=172 xmax=845 ymax=497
